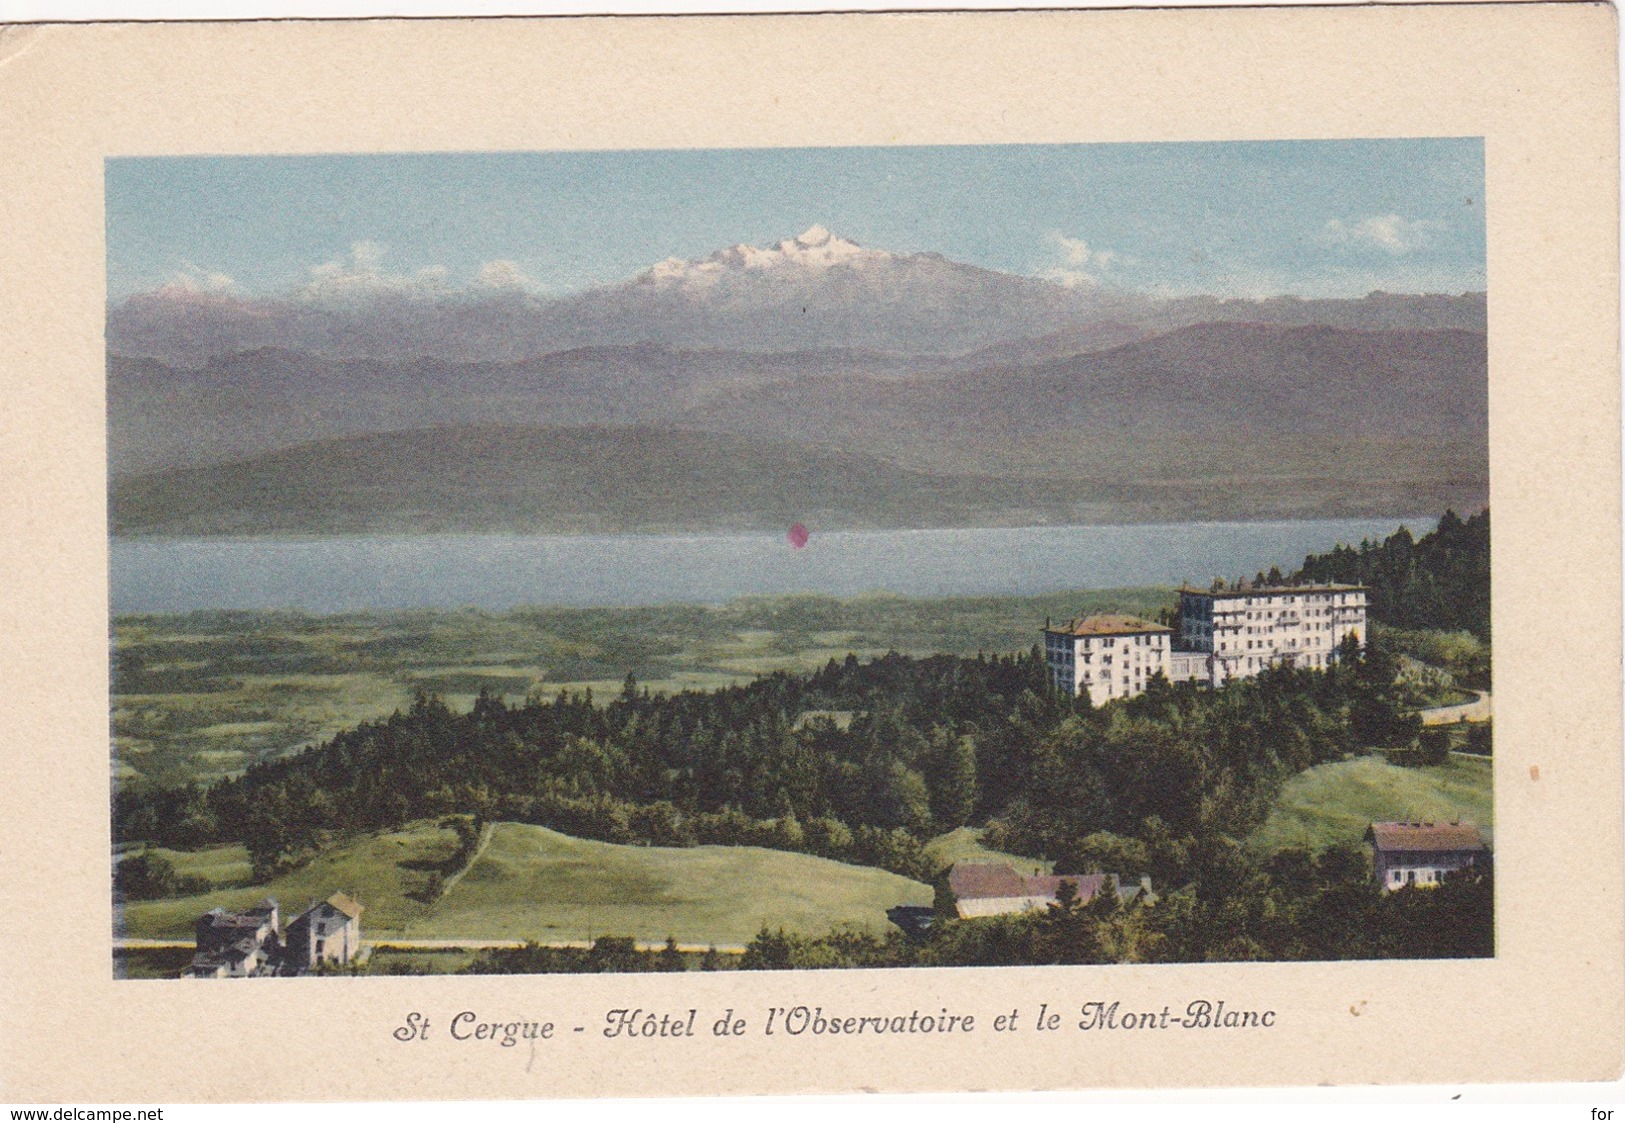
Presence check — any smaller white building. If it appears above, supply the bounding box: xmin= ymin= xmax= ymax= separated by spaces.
xmin=285 ymin=892 xmax=364 ymax=971
xmin=1043 ymin=614 xmax=1172 ymax=707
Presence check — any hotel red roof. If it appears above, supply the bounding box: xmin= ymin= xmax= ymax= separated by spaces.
xmin=1044 ymin=614 xmax=1170 ymax=638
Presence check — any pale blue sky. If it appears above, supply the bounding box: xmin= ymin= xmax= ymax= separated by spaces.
xmin=106 ymin=139 xmax=1484 ymax=302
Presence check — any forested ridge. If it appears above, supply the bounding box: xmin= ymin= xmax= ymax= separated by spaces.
xmin=117 ymin=639 xmax=1417 ymax=888
xmin=1292 ymin=508 xmax=1489 ymax=640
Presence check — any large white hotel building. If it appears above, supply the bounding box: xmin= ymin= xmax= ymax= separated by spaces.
xmin=1044 ymin=583 xmax=1368 ymax=705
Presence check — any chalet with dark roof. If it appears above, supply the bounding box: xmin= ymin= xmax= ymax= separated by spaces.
xmin=184 ymin=891 xmax=364 ymax=978
xmin=1365 ymin=821 xmax=1489 ymax=891
xmin=184 ymin=898 xmax=282 ymax=979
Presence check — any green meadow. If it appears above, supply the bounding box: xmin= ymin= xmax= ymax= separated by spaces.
xmin=1246 ymin=753 xmax=1493 ymax=856
xmin=137 ymin=842 xmax=254 ymax=887
xmin=414 ymin=823 xmax=931 ymax=946
xmin=119 ymin=819 xmax=932 ymax=947
xmin=113 ymin=588 xmax=1173 ymax=788
xmin=921 ymin=827 xmax=1052 ymax=875
xmin=118 ymin=820 xmax=463 ymax=939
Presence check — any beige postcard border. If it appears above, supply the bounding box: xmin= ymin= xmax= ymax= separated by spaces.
xmin=0 ymin=5 xmax=1619 ymax=1101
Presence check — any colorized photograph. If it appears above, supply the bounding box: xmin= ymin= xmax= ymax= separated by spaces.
xmin=106 ymin=141 xmax=1491 ymax=979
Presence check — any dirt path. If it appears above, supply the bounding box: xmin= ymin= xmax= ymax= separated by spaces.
xmin=431 ymin=821 xmax=493 ymax=902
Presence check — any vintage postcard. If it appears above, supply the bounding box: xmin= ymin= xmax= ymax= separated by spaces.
xmin=0 ymin=4 xmax=1619 ymax=1103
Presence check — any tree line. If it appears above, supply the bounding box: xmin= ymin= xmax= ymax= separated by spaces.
xmin=729 ymin=842 xmax=1491 ymax=969
xmin=444 ymin=844 xmax=1492 ymax=974
xmin=1290 ymin=508 xmax=1490 ymax=641
xmin=115 ymin=639 xmax=1415 ymax=887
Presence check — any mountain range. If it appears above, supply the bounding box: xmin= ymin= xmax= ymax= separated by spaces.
xmin=107 ymin=227 xmax=1489 ymax=535
xmin=109 ymin=225 xmax=1486 ymax=366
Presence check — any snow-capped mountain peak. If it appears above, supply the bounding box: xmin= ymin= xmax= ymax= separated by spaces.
xmin=638 ymin=226 xmax=890 ymax=288
xmin=775 ymin=225 xmax=876 ymax=267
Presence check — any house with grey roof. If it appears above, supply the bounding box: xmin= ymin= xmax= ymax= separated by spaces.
xmin=184 ymin=898 xmax=282 ymax=979
xmin=184 ymin=891 xmax=364 ymax=978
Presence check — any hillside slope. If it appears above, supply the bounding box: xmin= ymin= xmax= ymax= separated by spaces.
xmin=1246 ymin=754 xmax=1493 ymax=855
xmin=110 ymin=320 xmax=1488 ymax=534
xmin=109 ymin=424 xmax=1099 ymax=536
xmin=683 ymin=324 xmax=1487 ymax=459
xmin=116 ymin=820 xmax=932 ymax=944
xmin=107 ymin=344 xmax=951 ymax=475
xmin=111 ymin=422 xmax=1486 ymax=537
xmin=421 ymin=823 xmax=931 ymax=945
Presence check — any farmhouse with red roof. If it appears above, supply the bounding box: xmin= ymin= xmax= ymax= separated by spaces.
xmin=946 ymin=862 xmax=1150 ymax=919
xmin=1364 ymin=821 xmax=1489 ymax=892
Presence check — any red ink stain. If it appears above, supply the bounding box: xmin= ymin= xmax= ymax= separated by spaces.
xmin=787 ymin=523 xmax=809 ymax=549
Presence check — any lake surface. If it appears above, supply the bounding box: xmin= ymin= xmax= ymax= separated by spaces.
xmin=111 ymin=518 xmax=1432 ymax=615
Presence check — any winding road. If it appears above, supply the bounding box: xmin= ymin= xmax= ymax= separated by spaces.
xmin=1419 ymin=689 xmax=1492 ymax=726
xmin=116 ymin=937 xmax=747 ymax=954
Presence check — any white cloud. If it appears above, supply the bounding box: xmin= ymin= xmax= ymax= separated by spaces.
xmin=475 ymin=259 xmax=546 ymax=294
xmin=299 ymin=241 xmax=453 ymax=303
xmin=1055 ymin=233 xmax=1117 ymax=270
xmin=1319 ymin=215 xmax=1442 ymax=256
xmin=1040 ymin=232 xmax=1121 ymax=288
xmin=163 ymin=262 xmax=238 ymax=294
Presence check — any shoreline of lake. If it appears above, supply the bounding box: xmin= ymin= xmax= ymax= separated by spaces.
xmin=111 ymin=516 xmax=1436 ymax=616
xmin=107 ymin=512 xmax=1446 ymax=546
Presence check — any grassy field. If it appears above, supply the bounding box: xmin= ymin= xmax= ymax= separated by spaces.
xmin=414 ymin=823 xmax=930 ymax=946
xmin=113 ymin=588 xmax=1174 ymax=788
xmin=138 ymin=843 xmax=254 ymax=887
xmin=1246 ymin=753 xmax=1493 ymax=856
xmin=119 ymin=820 xmax=931 ymax=947
xmin=118 ymin=820 xmax=462 ymax=939
xmin=923 ymin=827 xmax=1050 ymax=875
xmin=366 ymin=948 xmax=481 ymax=975
xmin=113 ymin=946 xmax=195 ymax=980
